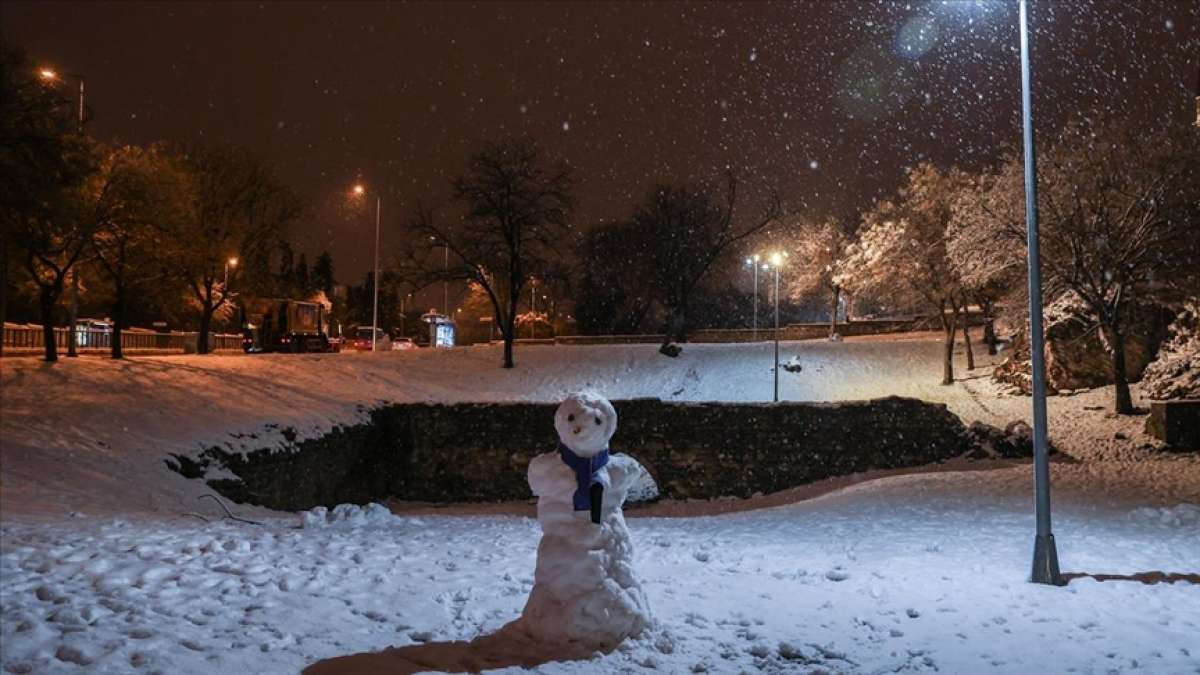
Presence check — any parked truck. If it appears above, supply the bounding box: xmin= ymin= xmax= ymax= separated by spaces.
xmin=239 ymin=298 xmax=333 ymax=353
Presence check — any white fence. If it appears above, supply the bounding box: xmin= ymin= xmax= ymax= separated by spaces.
xmin=2 ymin=324 xmax=243 ymax=356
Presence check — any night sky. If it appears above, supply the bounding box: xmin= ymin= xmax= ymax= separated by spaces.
xmin=5 ymin=1 xmax=1198 ymax=284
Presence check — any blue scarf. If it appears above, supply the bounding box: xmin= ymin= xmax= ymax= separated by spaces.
xmin=558 ymin=441 xmax=609 ymax=512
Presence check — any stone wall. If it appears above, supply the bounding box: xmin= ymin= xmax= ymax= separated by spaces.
xmin=554 ymin=318 xmax=931 ymax=346
xmin=181 ymin=397 xmax=978 ymax=512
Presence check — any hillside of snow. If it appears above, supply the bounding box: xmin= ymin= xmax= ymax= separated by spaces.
xmin=3 ymin=335 xmax=1198 ymax=674
xmin=2 ymin=334 xmax=1195 ymax=518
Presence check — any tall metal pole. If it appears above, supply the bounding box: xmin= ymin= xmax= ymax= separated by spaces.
xmin=67 ymin=77 xmax=85 ymax=358
xmin=530 ymin=280 xmax=536 ymax=339
xmin=1019 ymin=0 xmax=1062 ymax=586
xmin=773 ymin=264 xmax=780 ymax=403
xmin=371 ymin=196 xmax=381 ymax=352
xmin=753 ymin=260 xmax=759 ymax=340
xmin=443 ymin=246 xmax=449 ymax=316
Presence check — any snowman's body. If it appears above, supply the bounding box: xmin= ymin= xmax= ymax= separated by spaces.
xmin=515 ymin=393 xmax=652 ymax=650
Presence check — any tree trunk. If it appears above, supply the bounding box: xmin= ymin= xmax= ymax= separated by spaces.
xmin=39 ymin=284 xmax=60 ymax=362
xmin=67 ymin=271 xmax=79 ymax=357
xmin=941 ymin=308 xmax=957 ymax=386
xmin=197 ymin=302 xmax=214 ymax=355
xmin=829 ymin=285 xmax=840 ymax=338
xmin=962 ymin=320 xmax=975 ymax=371
xmin=1104 ymin=323 xmax=1134 ymax=415
xmin=501 ymin=315 xmax=515 ymax=368
xmin=111 ymin=284 xmax=125 ymax=359
xmin=983 ymin=318 xmax=998 ymax=356
xmin=0 ymin=247 xmax=7 ymax=359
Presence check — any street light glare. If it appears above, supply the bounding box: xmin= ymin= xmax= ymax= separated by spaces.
xmin=228 ymin=257 xmax=239 ymax=267
xmin=352 ymin=184 xmax=366 ymax=196
xmin=38 ymin=68 xmax=58 ymax=80
xmin=770 ymin=252 xmax=784 ymax=267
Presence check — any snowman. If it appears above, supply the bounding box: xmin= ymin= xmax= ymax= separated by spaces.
xmin=513 ymin=392 xmax=653 ymax=651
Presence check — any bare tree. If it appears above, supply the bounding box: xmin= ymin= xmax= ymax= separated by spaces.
xmin=1 ymin=44 xmax=96 ymax=361
xmin=403 ymin=138 xmax=573 ymax=368
xmin=574 ymin=219 xmax=658 ymax=336
xmin=629 ymin=172 xmax=780 ymax=354
xmin=172 ymin=145 xmax=300 ymax=354
xmin=87 ymin=144 xmax=192 ymax=358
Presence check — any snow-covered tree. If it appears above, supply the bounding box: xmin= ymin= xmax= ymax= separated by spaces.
xmin=772 ymin=216 xmax=853 ymax=338
xmin=951 ymin=122 xmax=1200 ymax=413
xmin=847 ymin=163 xmax=970 ymax=384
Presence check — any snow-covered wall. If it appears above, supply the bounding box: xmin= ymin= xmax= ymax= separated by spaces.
xmin=177 ymin=397 xmax=975 ymax=510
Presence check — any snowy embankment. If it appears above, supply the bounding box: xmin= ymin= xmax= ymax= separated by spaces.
xmin=2 ymin=335 xmax=1195 ymax=517
xmin=3 ymin=474 xmax=1198 ymax=674
xmin=3 ymin=335 xmax=1198 ymax=674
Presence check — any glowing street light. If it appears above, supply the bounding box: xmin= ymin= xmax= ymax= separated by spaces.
xmin=350 ymin=183 xmax=382 ymax=352
xmin=224 ymin=256 xmax=239 ymax=287
xmin=36 ymin=66 xmax=84 ymax=131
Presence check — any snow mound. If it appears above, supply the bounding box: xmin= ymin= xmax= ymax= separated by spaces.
xmin=1129 ymin=503 xmax=1200 ymax=527
xmin=301 ymin=503 xmax=399 ymax=529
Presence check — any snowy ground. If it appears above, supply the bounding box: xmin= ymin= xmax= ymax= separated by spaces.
xmin=3 ymin=334 xmax=1198 ymax=673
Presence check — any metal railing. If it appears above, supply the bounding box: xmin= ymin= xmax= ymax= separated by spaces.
xmin=2 ymin=324 xmax=244 ymax=356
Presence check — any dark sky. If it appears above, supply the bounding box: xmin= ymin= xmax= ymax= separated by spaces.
xmin=5 ymin=1 xmax=1198 ymax=285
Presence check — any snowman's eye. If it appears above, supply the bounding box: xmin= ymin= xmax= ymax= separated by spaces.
xmin=594 ymin=417 xmax=602 ymax=426
xmin=567 ymin=414 xmax=575 ymax=422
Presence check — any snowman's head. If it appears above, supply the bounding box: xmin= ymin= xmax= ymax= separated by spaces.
xmin=554 ymin=392 xmax=617 ymax=457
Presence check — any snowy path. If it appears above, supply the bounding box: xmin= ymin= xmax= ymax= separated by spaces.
xmin=3 ymin=470 xmax=1198 ymax=674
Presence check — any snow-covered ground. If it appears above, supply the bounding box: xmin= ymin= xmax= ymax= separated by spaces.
xmin=3 ymin=335 xmax=1198 ymax=674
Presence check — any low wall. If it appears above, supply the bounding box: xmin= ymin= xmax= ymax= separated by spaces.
xmin=555 ymin=318 xmax=930 ymax=346
xmin=178 ymin=397 xmax=977 ymax=511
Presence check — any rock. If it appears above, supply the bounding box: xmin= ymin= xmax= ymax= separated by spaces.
xmin=1142 ymin=304 xmax=1200 ymax=401
xmin=964 ymin=420 xmax=1051 ymax=459
xmin=1145 ymin=400 xmax=1200 ymax=451
xmin=993 ymin=293 xmax=1174 ymax=394
xmin=659 ymin=343 xmax=682 ymax=358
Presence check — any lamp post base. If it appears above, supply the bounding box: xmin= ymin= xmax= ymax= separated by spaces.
xmin=1031 ymin=533 xmax=1064 ymax=586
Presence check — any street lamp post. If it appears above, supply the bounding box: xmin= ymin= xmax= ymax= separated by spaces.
xmin=745 ymin=254 xmax=761 ymax=340
xmin=351 ymin=184 xmax=382 ymax=352
xmin=1017 ymin=0 xmax=1062 ymax=586
xmin=770 ymin=252 xmax=784 ymax=402
xmin=530 ymin=279 xmax=537 ymax=340
xmin=39 ymin=67 xmax=86 ymax=357
xmin=224 ymin=257 xmax=238 ymax=288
